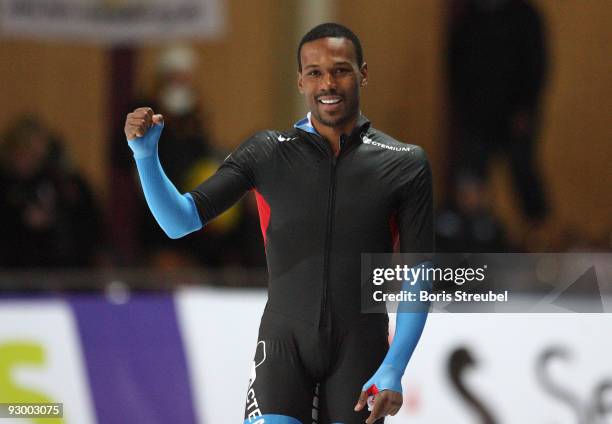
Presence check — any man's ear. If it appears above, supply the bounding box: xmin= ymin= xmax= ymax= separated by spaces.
xmin=297 ymin=71 xmax=304 ymax=94
xmin=360 ymin=62 xmax=368 ymax=88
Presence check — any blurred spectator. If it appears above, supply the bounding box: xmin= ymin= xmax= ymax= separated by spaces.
xmin=130 ymin=44 xmax=265 ymax=269
xmin=0 ymin=115 xmax=102 ymax=268
xmin=448 ymin=0 xmax=549 ymax=222
xmin=150 ymin=44 xmax=212 ymax=187
xmin=436 ymin=173 xmax=508 ymax=252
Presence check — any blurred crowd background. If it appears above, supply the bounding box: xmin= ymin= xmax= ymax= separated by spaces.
xmin=0 ymin=0 xmax=610 ymax=278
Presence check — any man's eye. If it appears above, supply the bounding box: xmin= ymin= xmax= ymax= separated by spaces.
xmin=335 ymin=68 xmax=350 ymax=74
xmin=307 ymin=70 xmax=320 ymax=77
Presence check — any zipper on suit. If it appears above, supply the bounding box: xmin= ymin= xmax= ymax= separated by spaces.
xmin=320 ymin=134 xmax=347 ymax=328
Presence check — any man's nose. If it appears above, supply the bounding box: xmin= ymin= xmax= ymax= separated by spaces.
xmin=321 ymin=72 xmax=338 ymax=90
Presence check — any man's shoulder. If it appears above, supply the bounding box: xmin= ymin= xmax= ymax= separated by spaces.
xmin=363 ymin=127 xmax=429 ymax=163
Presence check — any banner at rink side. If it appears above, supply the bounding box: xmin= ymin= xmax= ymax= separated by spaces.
xmin=0 ymin=0 xmax=224 ymax=44
xmin=0 ymin=299 xmax=97 ymax=423
xmin=172 ymin=289 xmax=612 ymax=424
xmin=1 ymin=289 xmax=611 ymax=423
xmin=387 ymin=313 xmax=612 ymax=423
xmin=0 ymin=294 xmax=198 ymax=424
xmin=68 ymin=292 xmax=198 ymax=424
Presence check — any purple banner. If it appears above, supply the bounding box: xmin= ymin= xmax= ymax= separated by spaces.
xmin=69 ymin=292 xmax=198 ymax=424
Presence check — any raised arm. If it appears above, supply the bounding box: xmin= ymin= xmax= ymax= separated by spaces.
xmin=125 ymin=107 xmax=256 ymax=239
xmin=125 ymin=107 xmax=202 ymax=239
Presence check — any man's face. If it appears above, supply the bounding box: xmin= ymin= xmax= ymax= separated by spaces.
xmin=298 ymin=37 xmax=367 ymax=129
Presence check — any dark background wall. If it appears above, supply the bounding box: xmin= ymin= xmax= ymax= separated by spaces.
xmin=0 ymin=0 xmax=610 ymax=247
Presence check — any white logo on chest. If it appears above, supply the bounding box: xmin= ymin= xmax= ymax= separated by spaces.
xmin=278 ymin=134 xmax=297 ymax=142
xmin=361 ymin=133 xmax=413 ymax=152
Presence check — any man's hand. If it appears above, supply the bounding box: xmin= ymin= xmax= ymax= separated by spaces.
xmin=355 ymin=363 xmax=404 ymax=422
xmin=354 ymin=388 xmax=402 ymax=423
xmin=124 ymin=107 xmax=164 ymax=141
xmin=125 ymin=107 xmax=165 ymax=159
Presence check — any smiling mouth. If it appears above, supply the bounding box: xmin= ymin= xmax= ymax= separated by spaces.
xmin=317 ymin=95 xmax=343 ymax=105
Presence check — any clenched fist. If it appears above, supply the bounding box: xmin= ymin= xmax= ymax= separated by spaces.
xmin=125 ymin=107 xmax=165 ymax=159
xmin=124 ymin=107 xmax=164 ymax=141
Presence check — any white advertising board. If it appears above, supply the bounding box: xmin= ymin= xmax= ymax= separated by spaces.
xmin=177 ymin=288 xmax=612 ymax=423
xmin=0 ymin=299 xmax=97 ymax=424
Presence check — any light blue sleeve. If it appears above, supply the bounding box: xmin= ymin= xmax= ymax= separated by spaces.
xmin=127 ymin=123 xmax=202 ymax=239
xmin=362 ymin=261 xmax=432 ymax=394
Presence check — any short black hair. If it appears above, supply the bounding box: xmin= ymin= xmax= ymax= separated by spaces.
xmin=297 ymin=22 xmax=363 ymax=71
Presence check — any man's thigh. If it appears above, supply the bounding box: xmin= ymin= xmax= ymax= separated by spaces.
xmin=244 ymin=338 xmax=316 ymax=424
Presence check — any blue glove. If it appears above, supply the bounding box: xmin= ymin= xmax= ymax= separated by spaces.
xmin=362 ymin=363 xmax=404 ymax=395
xmin=127 ymin=121 xmax=164 ymax=159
